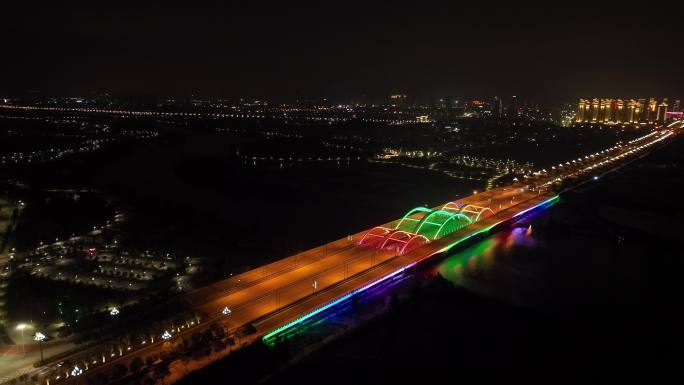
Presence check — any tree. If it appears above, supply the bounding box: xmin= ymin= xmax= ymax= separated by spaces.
xmin=238 ymin=324 xmax=257 ymax=337
xmin=153 ymin=362 xmax=171 ymax=384
xmin=213 ymin=324 xmax=226 ymax=338
xmin=111 ymin=363 xmax=128 ymax=380
xmin=145 ymin=356 xmax=155 ymax=367
xmin=129 ymin=356 xmax=144 ymax=374
xmin=213 ymin=339 xmax=227 ymax=353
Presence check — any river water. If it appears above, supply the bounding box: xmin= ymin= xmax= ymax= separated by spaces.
xmin=435 ymin=224 xmax=543 ymax=307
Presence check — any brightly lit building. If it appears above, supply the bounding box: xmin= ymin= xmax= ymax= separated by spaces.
xmin=591 ymin=98 xmax=600 ymax=121
xmin=647 ymin=98 xmax=657 ymax=123
xmin=635 ymin=99 xmax=644 ymax=122
xmin=576 ymin=99 xmax=590 ymax=122
xmin=575 ymin=97 xmax=677 ymax=124
xmin=656 ymin=98 xmax=669 ymax=122
xmin=614 ymin=99 xmax=625 ymax=123
xmin=627 ymin=99 xmax=637 ymax=123
xmin=601 ymin=98 xmax=613 ymax=122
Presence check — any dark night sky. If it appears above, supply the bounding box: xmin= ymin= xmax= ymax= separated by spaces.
xmin=2 ymin=4 xmax=683 ymax=103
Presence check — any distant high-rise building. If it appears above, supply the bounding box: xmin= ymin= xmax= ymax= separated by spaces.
xmin=591 ymin=98 xmax=600 ymax=121
xmin=636 ymin=98 xmax=645 ymax=122
xmin=510 ymin=95 xmax=520 ymax=117
xmin=673 ymin=99 xmax=681 ymax=112
xmin=647 ymin=98 xmax=657 ymax=122
xmin=577 ymin=99 xmax=590 ymax=122
xmin=627 ymin=99 xmax=637 ymax=123
xmin=656 ymin=98 xmax=669 ymax=122
xmin=614 ymin=99 xmax=625 ymax=123
xmin=389 ymin=94 xmax=407 ymax=106
xmin=601 ymin=98 xmax=612 ymax=122
xmin=493 ymin=96 xmax=503 ymax=118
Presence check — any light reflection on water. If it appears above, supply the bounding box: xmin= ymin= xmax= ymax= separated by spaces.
xmin=434 ymin=225 xmax=542 ymax=306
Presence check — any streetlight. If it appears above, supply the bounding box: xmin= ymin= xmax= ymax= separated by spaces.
xmin=34 ymin=332 xmax=46 ymax=363
xmin=16 ymin=324 xmax=31 ymax=355
xmin=71 ymin=366 xmax=83 ymax=376
xmin=110 ymin=307 xmax=120 ymax=316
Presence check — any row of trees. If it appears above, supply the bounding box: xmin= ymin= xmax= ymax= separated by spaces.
xmin=77 ymin=322 xmax=251 ymax=385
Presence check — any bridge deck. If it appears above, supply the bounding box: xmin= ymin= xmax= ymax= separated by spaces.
xmin=184 ymin=188 xmax=556 ymax=339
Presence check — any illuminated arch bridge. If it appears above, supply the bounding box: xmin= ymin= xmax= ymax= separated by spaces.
xmin=358 ymin=227 xmax=430 ymax=255
xmin=441 ymin=203 xmax=494 ymax=223
xmin=359 ymin=202 xmax=494 ymax=255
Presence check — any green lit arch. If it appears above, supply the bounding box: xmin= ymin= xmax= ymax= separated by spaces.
xmin=433 ymin=215 xmax=469 ymax=239
xmin=395 ymin=207 xmax=433 ymax=231
xmin=414 ymin=210 xmax=472 ymax=239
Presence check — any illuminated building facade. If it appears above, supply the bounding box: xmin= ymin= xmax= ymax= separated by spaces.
xmin=647 ymin=98 xmax=657 ymax=123
xmin=591 ymin=98 xmax=600 ymax=121
xmin=575 ymin=97 xmax=678 ymax=124
xmin=636 ymin=99 xmax=644 ymax=122
xmin=614 ymin=99 xmax=624 ymax=123
xmin=601 ymin=99 xmax=612 ymax=122
xmin=656 ymin=98 xmax=668 ymax=122
xmin=576 ymin=99 xmax=590 ymax=122
xmin=627 ymin=99 xmax=637 ymax=123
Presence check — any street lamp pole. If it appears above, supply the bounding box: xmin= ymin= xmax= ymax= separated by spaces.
xmin=16 ymin=324 xmax=29 ymax=355
xmin=35 ymin=332 xmax=46 ymax=363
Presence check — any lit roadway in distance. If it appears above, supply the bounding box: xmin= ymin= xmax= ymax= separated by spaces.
xmin=9 ymin=123 xmax=680 ymax=385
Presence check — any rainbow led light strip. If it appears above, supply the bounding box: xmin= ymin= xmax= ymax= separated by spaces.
xmin=262 ymin=195 xmax=559 ymax=342
xmin=512 ymin=195 xmax=559 ymax=219
xmin=262 ymin=265 xmax=409 ymax=342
